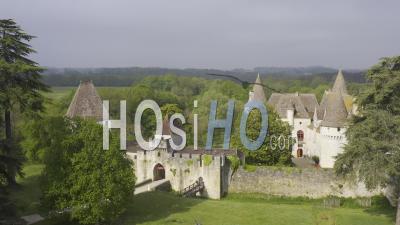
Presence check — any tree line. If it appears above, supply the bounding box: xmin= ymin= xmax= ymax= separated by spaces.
xmin=41 ymin=66 xmax=366 ymax=87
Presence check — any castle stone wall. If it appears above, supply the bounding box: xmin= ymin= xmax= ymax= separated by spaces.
xmin=229 ymin=167 xmax=381 ymax=198
xmin=128 ymin=149 xmax=226 ymax=199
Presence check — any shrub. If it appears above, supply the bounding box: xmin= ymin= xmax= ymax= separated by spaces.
xmin=312 ymin=155 xmax=320 ymax=165
xmin=227 ymin=155 xmax=240 ymax=172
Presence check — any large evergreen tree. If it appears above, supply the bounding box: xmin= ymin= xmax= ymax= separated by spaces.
xmin=335 ymin=56 xmax=400 ymax=225
xmin=0 ymin=19 xmax=48 ymax=184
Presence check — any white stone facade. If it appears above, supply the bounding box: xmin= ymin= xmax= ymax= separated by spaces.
xmin=289 ymin=117 xmax=347 ymax=168
xmin=253 ymin=70 xmax=355 ymax=168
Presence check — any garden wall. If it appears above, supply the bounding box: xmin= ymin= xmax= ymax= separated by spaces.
xmin=229 ymin=167 xmax=381 ymax=198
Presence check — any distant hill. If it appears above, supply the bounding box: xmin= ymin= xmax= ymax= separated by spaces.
xmin=42 ymin=66 xmax=366 ymax=87
xmin=254 ymin=66 xmax=337 ymax=76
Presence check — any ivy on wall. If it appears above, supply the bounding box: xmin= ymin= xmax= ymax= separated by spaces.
xmin=203 ymin=155 xmax=213 ymax=166
xmin=186 ymin=159 xmax=194 ymax=167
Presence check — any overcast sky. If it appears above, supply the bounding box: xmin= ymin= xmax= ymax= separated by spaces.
xmin=1 ymin=0 xmax=399 ymax=69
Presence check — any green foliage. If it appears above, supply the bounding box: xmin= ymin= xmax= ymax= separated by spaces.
xmin=335 ymin=56 xmax=400 ymax=191
xmin=203 ymin=155 xmax=213 ymax=166
xmin=22 ymin=117 xmax=70 ymax=162
xmin=335 ymin=57 xmax=400 ymax=224
xmin=359 ymin=56 xmax=400 ymax=114
xmin=227 ymin=155 xmax=240 ymax=172
xmin=161 ymin=103 xmax=183 ymax=118
xmin=311 ymin=156 xmax=320 ymax=165
xmin=67 ymin=122 xmax=135 ymax=224
xmin=8 ymin=164 xmax=44 ymax=216
xmin=0 ymin=19 xmax=48 ymax=185
xmin=243 ymin=164 xmax=257 ymax=172
xmin=185 ymin=159 xmax=194 ymax=167
xmin=232 ymin=105 xmax=293 ymax=166
xmin=30 ymin=117 xmax=136 ymax=224
xmin=118 ymin=192 xmax=395 ymax=225
xmin=195 ymin=79 xmax=247 ymax=147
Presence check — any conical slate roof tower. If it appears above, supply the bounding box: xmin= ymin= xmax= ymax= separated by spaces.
xmin=320 ymin=92 xmax=348 ymax=127
xmin=332 ymin=69 xmax=348 ymax=95
xmin=318 ymin=70 xmax=353 ymax=127
xmin=66 ymin=80 xmax=103 ymax=121
xmin=251 ymin=73 xmax=267 ymax=102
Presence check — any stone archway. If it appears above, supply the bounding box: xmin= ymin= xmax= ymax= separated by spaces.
xmin=153 ymin=163 xmax=165 ymax=181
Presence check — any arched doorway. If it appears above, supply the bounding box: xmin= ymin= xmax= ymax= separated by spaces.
xmin=153 ymin=163 xmax=165 ymax=181
xmin=297 ymin=149 xmax=303 ymax=158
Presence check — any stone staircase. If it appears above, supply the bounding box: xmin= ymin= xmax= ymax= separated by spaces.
xmin=181 ymin=177 xmax=204 ymax=197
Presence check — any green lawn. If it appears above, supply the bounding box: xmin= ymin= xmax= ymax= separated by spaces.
xmin=43 ymin=87 xmax=75 ymax=101
xmin=9 ymin=163 xmax=45 ymax=216
xmin=12 ymin=163 xmax=396 ymax=225
xmin=44 ymin=86 xmax=131 ymax=101
xmin=116 ymin=192 xmax=395 ymax=225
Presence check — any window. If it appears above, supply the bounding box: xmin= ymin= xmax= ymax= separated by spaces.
xmin=297 ymin=130 xmax=304 ymax=142
xmin=337 ymin=128 xmax=341 ymax=132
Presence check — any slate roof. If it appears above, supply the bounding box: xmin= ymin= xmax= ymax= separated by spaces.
xmin=332 ymin=69 xmax=348 ymax=95
xmin=251 ymin=74 xmax=267 ymax=102
xmin=318 ymin=70 xmax=352 ymax=127
xmin=268 ymin=70 xmax=353 ymax=128
xmin=299 ymin=94 xmax=319 ymax=117
xmin=320 ymin=92 xmax=349 ymax=127
xmin=268 ymin=93 xmax=318 ymax=119
xmin=66 ymin=81 xmax=103 ymax=121
xmin=318 ymin=91 xmax=329 ymax=119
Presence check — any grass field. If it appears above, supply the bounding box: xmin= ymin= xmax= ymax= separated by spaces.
xmin=44 ymin=86 xmax=131 ymax=101
xmin=116 ymin=192 xmax=395 ymax=225
xmin=13 ymin=164 xmax=396 ymax=225
xmin=9 ymin=164 xmax=45 ymax=216
xmin=43 ymin=87 xmax=75 ymax=101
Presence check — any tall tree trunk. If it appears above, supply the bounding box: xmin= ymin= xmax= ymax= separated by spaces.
xmin=396 ymin=195 xmax=400 ymax=225
xmin=4 ymin=109 xmax=16 ymax=185
xmin=5 ymin=110 xmax=12 ymax=141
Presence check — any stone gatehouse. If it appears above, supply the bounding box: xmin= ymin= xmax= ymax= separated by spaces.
xmin=126 ymin=144 xmax=237 ymax=199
